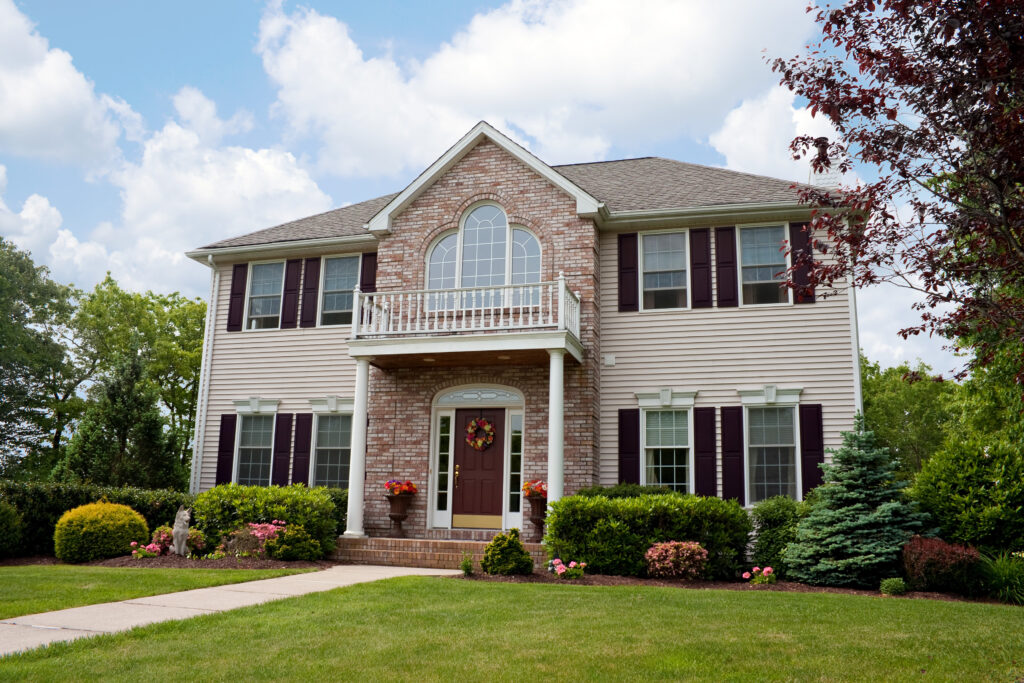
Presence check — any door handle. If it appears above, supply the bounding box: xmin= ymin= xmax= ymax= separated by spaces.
xmin=454 ymin=464 xmax=460 ymax=489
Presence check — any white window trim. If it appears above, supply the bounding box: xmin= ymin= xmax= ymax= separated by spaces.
xmin=423 ymin=202 xmax=542 ymax=290
xmin=639 ymin=407 xmax=695 ymax=493
xmin=638 ymin=228 xmax=692 ymax=313
xmin=232 ymin=408 xmax=278 ymax=486
xmin=308 ymin=395 xmax=355 ymax=414
xmin=309 ymin=401 xmax=354 ymax=488
xmin=241 ymin=259 xmax=287 ymax=332
xmin=741 ymin=393 xmax=803 ymax=506
xmin=736 ymin=223 xmax=794 ymax=308
xmin=233 ymin=397 xmax=280 ymax=415
xmin=635 ymin=389 xmax=697 ymax=409
xmin=317 ymin=253 xmax=363 ymax=328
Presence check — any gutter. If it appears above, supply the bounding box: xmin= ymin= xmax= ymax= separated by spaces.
xmin=189 ymin=254 xmax=219 ymax=494
xmin=186 ymin=233 xmax=378 ymax=263
xmin=594 ymin=201 xmax=815 ymax=229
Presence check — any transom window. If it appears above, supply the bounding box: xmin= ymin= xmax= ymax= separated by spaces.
xmin=320 ymin=256 xmax=360 ymax=326
xmin=246 ymin=262 xmax=285 ymax=329
xmin=426 ymin=204 xmax=542 ymax=292
xmin=747 ymin=406 xmax=797 ymax=503
xmin=641 ymin=232 xmax=688 ymax=309
xmin=739 ymin=226 xmax=789 ymax=305
xmin=312 ymin=414 xmax=352 ymax=487
xmin=643 ymin=410 xmax=690 ymax=491
xmin=236 ymin=414 xmax=274 ymax=485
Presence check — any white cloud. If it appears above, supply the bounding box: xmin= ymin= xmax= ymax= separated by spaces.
xmin=0 ymin=0 xmax=131 ymax=166
xmin=172 ymin=86 xmax=254 ymax=146
xmin=257 ymin=0 xmax=816 ymax=176
xmin=0 ymin=164 xmax=64 ymax=260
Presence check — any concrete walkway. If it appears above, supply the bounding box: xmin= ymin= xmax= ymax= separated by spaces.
xmin=0 ymin=564 xmax=460 ymax=658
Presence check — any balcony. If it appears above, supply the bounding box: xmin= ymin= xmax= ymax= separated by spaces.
xmin=347 ymin=276 xmax=583 ymax=367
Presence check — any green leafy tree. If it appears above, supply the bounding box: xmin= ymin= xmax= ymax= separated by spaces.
xmin=860 ymin=354 xmax=956 ymax=476
xmin=783 ymin=417 xmax=928 ymax=587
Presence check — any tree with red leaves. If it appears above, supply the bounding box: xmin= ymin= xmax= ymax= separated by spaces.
xmin=771 ymin=1 xmax=1024 ymax=383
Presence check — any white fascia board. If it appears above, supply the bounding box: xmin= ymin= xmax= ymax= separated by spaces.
xmin=347 ymin=330 xmax=584 ymax=363
xmin=186 ymin=234 xmax=378 ymax=265
xmin=365 ymin=121 xmax=601 ymax=235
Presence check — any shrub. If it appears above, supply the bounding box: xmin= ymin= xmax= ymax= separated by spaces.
xmin=460 ymin=551 xmax=473 ymax=576
xmin=0 ymin=501 xmax=24 ymax=559
xmin=575 ymin=483 xmax=676 ymax=499
xmin=545 ymin=493 xmax=750 ymax=579
xmin=911 ymin=438 xmax=1024 ymax=552
xmin=187 ymin=528 xmax=205 ymax=554
xmin=980 ymin=552 xmax=1024 ymax=605
xmin=192 ymin=484 xmax=336 ymax=556
xmin=784 ymin=418 xmax=928 ymax=587
xmin=902 ymin=536 xmax=982 ymax=595
xmin=645 ymin=541 xmax=708 ymax=579
xmin=265 ymin=524 xmax=322 ymax=561
xmin=548 ymin=558 xmax=587 ymax=579
xmin=480 ymin=528 xmax=534 ymax=575
xmin=742 ymin=566 xmax=777 ymax=584
xmin=151 ymin=525 xmax=174 ymax=554
xmin=0 ymin=480 xmax=192 ymax=555
xmin=750 ymin=495 xmax=808 ymax=578
xmin=880 ymin=577 xmax=907 ymax=596
xmin=323 ymin=487 xmax=348 ymax=534
xmin=53 ymin=502 xmax=149 ymax=563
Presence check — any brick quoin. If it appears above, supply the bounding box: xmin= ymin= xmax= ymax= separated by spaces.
xmin=360 ymin=140 xmax=600 ymax=541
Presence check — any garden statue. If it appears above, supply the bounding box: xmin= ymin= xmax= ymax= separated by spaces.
xmin=171 ymin=506 xmax=191 ymax=556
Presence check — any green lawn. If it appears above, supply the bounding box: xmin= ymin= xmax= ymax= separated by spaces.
xmin=1 ymin=577 xmax=1021 ymax=680
xmin=0 ymin=565 xmax=311 ymax=619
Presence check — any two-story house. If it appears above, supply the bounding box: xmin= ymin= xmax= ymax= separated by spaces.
xmin=186 ymin=122 xmax=860 ymax=549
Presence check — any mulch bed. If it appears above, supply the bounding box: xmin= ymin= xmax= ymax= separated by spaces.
xmin=457 ymin=571 xmax=993 ymax=603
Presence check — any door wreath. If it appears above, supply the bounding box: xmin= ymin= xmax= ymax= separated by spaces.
xmin=465 ymin=417 xmax=496 ymax=451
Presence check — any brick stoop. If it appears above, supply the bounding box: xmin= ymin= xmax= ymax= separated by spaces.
xmin=333 ymin=536 xmax=548 ymax=571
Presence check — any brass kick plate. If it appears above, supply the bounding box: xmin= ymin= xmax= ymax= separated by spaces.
xmin=452 ymin=514 xmax=502 ymax=529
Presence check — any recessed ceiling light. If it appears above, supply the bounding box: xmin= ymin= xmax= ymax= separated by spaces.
xmin=423 ymin=357 xmax=435 ymax=362
xmin=497 ymin=355 xmax=512 ymax=360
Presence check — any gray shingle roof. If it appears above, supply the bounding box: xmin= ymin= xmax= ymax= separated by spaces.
xmin=199 ymin=157 xmax=804 ymax=250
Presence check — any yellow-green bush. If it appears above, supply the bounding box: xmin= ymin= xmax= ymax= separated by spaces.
xmin=53 ymin=502 xmax=149 ymax=563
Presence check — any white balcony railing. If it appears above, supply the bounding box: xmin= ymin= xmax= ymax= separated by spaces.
xmin=351 ymin=274 xmax=581 ymax=341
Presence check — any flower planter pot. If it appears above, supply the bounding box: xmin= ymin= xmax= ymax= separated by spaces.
xmin=385 ymin=493 xmax=415 ymax=538
xmin=526 ymin=494 xmax=547 ymax=532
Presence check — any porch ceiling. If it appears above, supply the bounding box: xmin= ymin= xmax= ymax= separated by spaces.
xmin=348 ymin=330 xmax=584 ymax=368
xmin=363 ymin=348 xmax=558 ymax=369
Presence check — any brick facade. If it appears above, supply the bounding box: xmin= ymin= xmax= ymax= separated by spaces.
xmin=361 ymin=139 xmax=601 ymax=540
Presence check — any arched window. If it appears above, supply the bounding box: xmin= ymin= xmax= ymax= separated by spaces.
xmin=426 ymin=204 xmax=542 ymax=291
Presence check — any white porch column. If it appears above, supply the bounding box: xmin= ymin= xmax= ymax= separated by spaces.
xmin=546 ymin=348 xmax=566 ymax=503
xmin=344 ymin=357 xmax=370 ymax=537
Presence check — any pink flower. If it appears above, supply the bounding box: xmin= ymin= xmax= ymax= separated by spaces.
xmin=130 ymin=541 xmax=138 ymax=547
xmin=763 ymin=567 xmax=774 ymax=575
xmin=552 ymin=559 xmax=562 ymax=566
xmin=742 ymin=572 xmax=751 ymax=579
xmin=569 ymin=561 xmax=577 ymax=568
xmin=556 ymin=565 xmax=566 ymax=575
xmin=753 ymin=566 xmax=760 ymax=573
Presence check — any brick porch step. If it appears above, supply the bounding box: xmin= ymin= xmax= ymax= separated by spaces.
xmin=332 ymin=536 xmax=547 ymax=570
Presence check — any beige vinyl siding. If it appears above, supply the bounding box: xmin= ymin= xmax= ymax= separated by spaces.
xmin=598 ymin=226 xmax=858 ymax=490
xmin=197 ymin=261 xmax=359 ymax=491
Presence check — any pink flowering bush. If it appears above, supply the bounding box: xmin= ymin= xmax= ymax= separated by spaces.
xmin=644 ymin=541 xmax=708 ymax=580
xmin=130 ymin=541 xmax=162 ymax=560
xmin=222 ymin=520 xmax=287 ymax=557
xmin=548 ymin=558 xmax=587 ymax=580
xmin=743 ymin=566 xmax=777 ymax=585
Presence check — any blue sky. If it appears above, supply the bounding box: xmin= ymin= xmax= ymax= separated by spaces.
xmin=0 ymin=0 xmax=958 ymax=372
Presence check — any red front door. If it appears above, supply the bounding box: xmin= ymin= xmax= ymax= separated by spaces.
xmin=452 ymin=408 xmax=505 ymax=529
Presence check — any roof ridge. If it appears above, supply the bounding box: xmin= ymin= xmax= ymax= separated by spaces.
xmin=553 ymin=156 xmax=657 ymax=168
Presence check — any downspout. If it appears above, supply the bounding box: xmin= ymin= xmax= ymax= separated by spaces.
xmin=189 ymin=255 xmax=219 ymax=494
xmin=846 ymin=217 xmax=864 ymax=415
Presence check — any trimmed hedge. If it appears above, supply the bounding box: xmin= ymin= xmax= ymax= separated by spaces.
xmin=0 ymin=480 xmax=193 ymax=556
xmin=192 ymin=484 xmax=337 ymax=557
xmin=575 ymin=483 xmax=676 ymax=499
xmin=0 ymin=501 xmax=24 ymax=559
xmin=545 ymin=493 xmax=751 ymax=579
xmin=750 ymin=495 xmax=812 ymax=578
xmin=323 ymin=487 xmax=348 ymax=534
xmin=54 ymin=502 xmax=149 ymax=563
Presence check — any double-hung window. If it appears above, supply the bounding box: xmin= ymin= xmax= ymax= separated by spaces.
xmin=246 ymin=262 xmax=285 ymax=329
xmin=641 ymin=232 xmax=687 ymax=309
xmin=236 ymin=414 xmax=274 ymax=485
xmin=320 ymin=256 xmax=360 ymax=326
xmin=747 ymin=406 xmax=797 ymax=502
xmin=643 ymin=409 xmax=690 ymax=491
xmin=739 ymin=226 xmax=789 ymax=305
xmin=312 ymin=414 xmax=352 ymax=487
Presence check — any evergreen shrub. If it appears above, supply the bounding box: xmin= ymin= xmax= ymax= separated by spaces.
xmin=323 ymin=487 xmax=348 ymax=533
xmin=545 ymin=493 xmax=750 ymax=579
xmin=0 ymin=501 xmax=24 ymax=559
xmin=783 ymin=417 xmax=928 ymax=587
xmin=192 ymin=484 xmax=336 ymax=556
xmin=264 ymin=524 xmax=322 ymax=561
xmin=575 ymin=483 xmax=676 ymax=499
xmin=879 ymin=577 xmax=907 ymax=596
xmin=0 ymin=480 xmax=192 ymax=555
xmin=480 ymin=528 xmax=534 ymax=575
xmin=902 ymin=535 xmax=982 ymax=594
xmin=750 ymin=495 xmax=811 ymax=578
xmin=53 ymin=502 xmax=149 ymax=563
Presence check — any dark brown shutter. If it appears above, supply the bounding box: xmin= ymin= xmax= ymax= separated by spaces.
xmin=280 ymin=259 xmax=302 ymax=329
xmin=291 ymin=413 xmax=313 ymax=485
xmin=690 ymin=228 xmax=712 ymax=308
xmin=359 ymin=252 xmax=377 ymax=293
xmin=617 ymin=233 xmax=639 ymax=312
xmin=715 ymin=227 xmax=738 ymax=307
xmin=789 ymin=222 xmax=816 ymax=304
xmin=271 ymin=414 xmax=293 ymax=486
xmin=300 ymin=258 xmax=320 ymax=328
xmin=618 ymin=408 xmax=640 ymax=484
xmin=693 ymin=407 xmax=716 ymax=496
xmin=215 ymin=413 xmax=237 ymax=484
xmin=799 ymin=404 xmax=825 ymax=494
xmin=226 ymin=264 xmax=248 ymax=331
xmin=720 ymin=406 xmax=744 ymax=505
